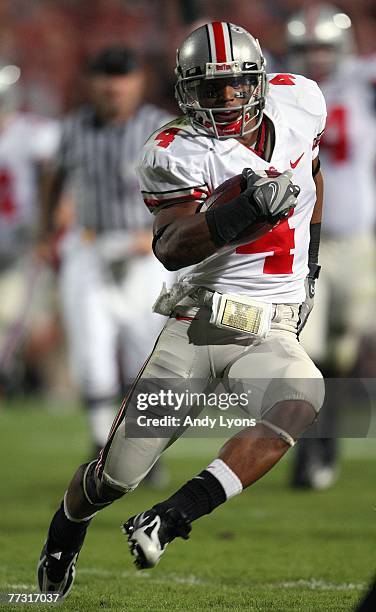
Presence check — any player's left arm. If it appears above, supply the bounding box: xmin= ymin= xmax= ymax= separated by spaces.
xmin=310 ymin=156 xmax=323 ymax=272
xmin=297 ymin=157 xmax=323 ymax=336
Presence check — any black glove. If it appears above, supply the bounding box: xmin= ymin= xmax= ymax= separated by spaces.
xmin=242 ymin=168 xmax=300 ymax=224
xmin=206 ymin=168 xmax=300 ymax=248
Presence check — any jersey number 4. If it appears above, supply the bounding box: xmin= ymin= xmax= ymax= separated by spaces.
xmin=236 ymin=211 xmax=295 ymax=274
xmin=321 ymin=106 xmax=348 ymax=162
xmin=236 ymin=73 xmax=297 ymax=273
xmin=156 ymin=127 xmax=181 ymax=148
xmin=0 ymin=169 xmax=16 ymax=218
xmin=269 ymin=74 xmax=296 ymax=86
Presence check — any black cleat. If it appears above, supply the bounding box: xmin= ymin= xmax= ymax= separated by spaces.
xmin=122 ymin=507 xmax=191 ymax=569
xmin=37 ymin=542 xmax=81 ymax=600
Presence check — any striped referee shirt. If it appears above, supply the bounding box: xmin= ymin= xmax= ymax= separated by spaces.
xmin=57 ymin=104 xmax=172 ymax=232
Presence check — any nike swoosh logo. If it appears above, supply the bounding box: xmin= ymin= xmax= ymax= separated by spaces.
xmin=290 ymin=152 xmax=305 ymax=169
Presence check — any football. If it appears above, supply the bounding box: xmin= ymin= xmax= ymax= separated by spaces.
xmin=204 ymin=173 xmax=278 ymax=247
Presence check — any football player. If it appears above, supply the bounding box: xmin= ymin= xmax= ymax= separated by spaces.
xmin=38 ymin=22 xmax=326 ymax=597
xmin=286 ymin=4 xmax=376 ymax=489
xmin=0 ymin=62 xmax=60 ymax=392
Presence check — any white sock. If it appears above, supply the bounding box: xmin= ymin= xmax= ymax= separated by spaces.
xmin=206 ymin=458 xmax=243 ymax=499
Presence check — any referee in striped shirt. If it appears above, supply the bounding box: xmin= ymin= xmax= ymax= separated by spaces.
xmin=41 ymin=46 xmax=173 ymax=484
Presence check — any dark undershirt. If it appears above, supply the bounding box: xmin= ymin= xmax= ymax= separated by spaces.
xmin=245 ymin=115 xmax=275 ymax=162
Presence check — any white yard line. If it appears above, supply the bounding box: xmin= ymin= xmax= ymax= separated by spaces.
xmin=78 ymin=568 xmax=365 ymax=591
xmin=265 ymin=578 xmax=364 ymax=591
xmin=80 ymin=567 xmax=207 ymax=586
xmin=5 ymin=584 xmax=36 ymax=590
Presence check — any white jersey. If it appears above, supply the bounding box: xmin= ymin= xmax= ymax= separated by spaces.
xmin=319 ymin=56 xmax=376 ymax=236
xmin=138 ymin=74 xmax=326 ymax=303
xmin=0 ymin=112 xmax=60 ymax=258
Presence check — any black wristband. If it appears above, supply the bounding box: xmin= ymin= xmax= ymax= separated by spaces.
xmin=205 ymin=193 xmax=258 ymax=247
xmin=308 ymin=222 xmax=321 ymax=266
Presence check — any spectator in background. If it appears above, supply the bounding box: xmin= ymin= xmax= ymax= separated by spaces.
xmin=286 ymin=4 xmax=376 ymax=489
xmin=0 ymin=61 xmax=60 ymax=396
xmin=39 ymin=46 xmax=174 ymax=485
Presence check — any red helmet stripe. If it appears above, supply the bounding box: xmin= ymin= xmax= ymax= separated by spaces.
xmin=211 ymin=21 xmax=227 ymax=62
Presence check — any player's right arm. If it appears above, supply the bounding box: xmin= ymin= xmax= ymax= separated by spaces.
xmin=153 ymin=168 xmax=299 ymax=271
xmin=153 ymin=202 xmax=216 ymax=271
xmin=139 ymin=131 xmax=300 ymax=271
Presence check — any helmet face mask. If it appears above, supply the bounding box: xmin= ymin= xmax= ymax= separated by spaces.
xmin=175 ymin=23 xmax=267 ymax=139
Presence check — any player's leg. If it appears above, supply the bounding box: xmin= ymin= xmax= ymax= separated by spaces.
xmin=124 ymin=395 xmax=321 ymax=569
xmin=0 ymin=257 xmax=42 ymax=392
xmin=38 ymin=307 xmax=211 ymax=597
xmin=118 ymin=254 xmax=173 ymax=488
xmin=295 ymin=234 xmax=376 ymax=489
xmin=217 ymin=307 xmax=323 ymax=486
xmin=294 ymin=258 xmax=333 ymax=488
xmin=60 ymin=241 xmax=120 ymax=454
xmin=124 ymin=305 xmax=324 ymax=569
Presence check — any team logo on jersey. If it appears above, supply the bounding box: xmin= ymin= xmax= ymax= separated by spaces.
xmin=266 ymin=167 xmax=281 ymax=177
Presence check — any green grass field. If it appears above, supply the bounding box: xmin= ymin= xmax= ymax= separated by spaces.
xmin=1 ymin=399 xmax=375 ymax=611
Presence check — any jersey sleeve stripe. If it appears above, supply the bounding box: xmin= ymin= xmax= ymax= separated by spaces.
xmin=312 ymin=129 xmax=324 ymax=149
xmin=143 ymin=187 xmax=209 ymax=214
xmin=144 ymin=189 xmax=208 ymax=208
xmin=142 ymin=184 xmax=209 ymax=199
xmin=144 ymin=192 xmax=207 ymax=206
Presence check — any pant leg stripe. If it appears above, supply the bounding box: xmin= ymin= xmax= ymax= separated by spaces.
xmin=95 ymin=324 xmax=166 ymax=479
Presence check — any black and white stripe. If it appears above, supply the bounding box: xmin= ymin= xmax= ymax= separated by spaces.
xmin=57 ymin=104 xmax=172 ymax=232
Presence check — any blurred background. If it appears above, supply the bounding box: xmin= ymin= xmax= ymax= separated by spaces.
xmin=0 ymin=0 xmax=374 ymax=403
xmin=0 ymin=1 xmax=375 ymax=608
xmin=0 ymin=0 xmax=374 ymax=116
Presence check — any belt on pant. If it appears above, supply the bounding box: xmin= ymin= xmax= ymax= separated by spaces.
xmin=189 ymin=287 xmax=295 ymax=322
